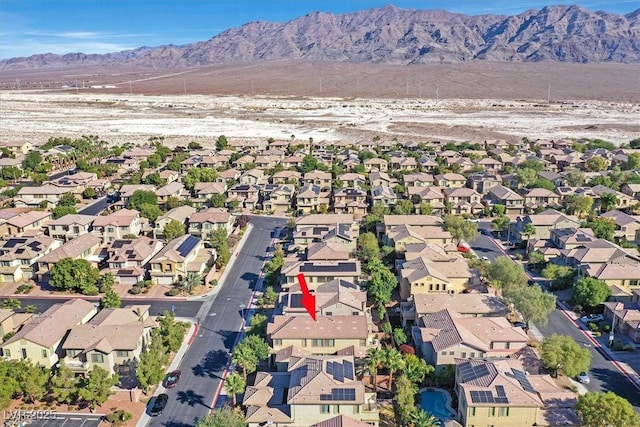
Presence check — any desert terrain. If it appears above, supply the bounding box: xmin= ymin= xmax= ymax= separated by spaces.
xmin=1 ymin=61 xmax=639 ymax=146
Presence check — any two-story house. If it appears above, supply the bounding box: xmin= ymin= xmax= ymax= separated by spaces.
xmin=61 ymin=305 xmax=156 ymax=376
xmin=0 ymin=236 xmax=60 ymax=283
xmin=370 ymin=186 xmax=398 ymax=210
xmin=523 ymin=188 xmax=562 ymax=212
xmin=363 ymin=158 xmax=388 ymax=172
xmin=435 ymin=173 xmax=466 ymax=188
xmin=15 ymin=185 xmax=74 ymax=208
xmin=44 ymin=214 xmax=96 ymax=241
xmin=192 ymin=181 xmax=227 ymax=207
xmin=600 ymin=210 xmax=640 ymax=244
xmin=296 ymin=184 xmax=330 ymax=215
xmin=104 ymin=237 xmax=163 ymax=285
xmin=188 ymin=208 xmax=234 ymax=239
xmin=154 ymin=205 xmax=197 ymax=239
xmin=484 ymin=185 xmax=525 ymax=215
xmin=271 ymin=170 xmax=302 ymax=185
xmin=337 ymin=173 xmax=366 ymax=189
xmin=281 ymin=260 xmax=361 ymax=289
xmin=92 ymin=209 xmax=142 ymax=243
xmin=443 ymin=188 xmax=484 ymax=216
xmin=303 ymin=171 xmax=332 ymax=191
xmin=333 ymin=188 xmax=368 ymax=217
xmin=1 ymin=299 xmax=97 ymax=367
xmin=1 ymin=210 xmax=51 ymax=237
xmin=399 ymin=257 xmax=472 ymax=299
xmin=262 ymin=184 xmax=295 ymax=214
xmin=149 ymin=234 xmax=205 ymax=285
xmin=37 ymin=233 xmax=104 ymax=279
xmin=156 ymin=182 xmax=184 ymax=207
xmin=466 ymin=173 xmax=503 ymax=194
xmin=227 ymin=184 xmax=260 ymax=210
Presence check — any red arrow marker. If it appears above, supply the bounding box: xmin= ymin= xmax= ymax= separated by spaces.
xmin=297 ymin=273 xmax=316 ymax=321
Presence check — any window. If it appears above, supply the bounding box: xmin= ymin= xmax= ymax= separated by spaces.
xmin=461 ymin=352 xmax=467 ymax=358
xmin=469 ymin=407 xmax=476 ymax=416
xmin=354 ymin=405 xmax=360 ymax=414
xmin=631 ymin=280 xmax=639 ymax=287
xmin=321 ymin=405 xmax=330 ymax=414
xmin=325 ymin=312 xmax=332 ymax=316
xmin=448 ymin=351 xmax=454 ymax=355
xmin=312 ymin=339 xmax=335 ymax=347
xmin=108 ymin=227 xmax=115 ymax=233
xmin=441 ymin=351 xmax=447 ymax=356
xmin=332 ymin=405 xmax=340 ymax=414
xmin=67 ymin=350 xmax=77 ymax=357
xmin=4 ymin=349 xmax=10 ymax=358
xmin=469 ymin=352 xmax=475 ymax=358
xmin=21 ymin=348 xmax=27 ymax=359
xmin=91 ymin=353 xmax=104 ymax=363
xmin=489 ymin=407 xmax=496 ymax=417
xmin=116 ymin=350 xmax=129 ymax=357
xmin=21 ymin=260 xmax=30 ymax=266
xmin=499 ymin=407 xmax=509 ymax=417
xmin=41 ymin=349 xmax=48 ymax=358
xmin=274 ymin=339 xmax=282 ymax=346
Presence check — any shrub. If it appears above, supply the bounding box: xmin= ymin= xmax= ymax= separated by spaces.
xmin=588 ymin=322 xmax=599 ymax=332
xmin=601 ymin=324 xmax=611 ymax=333
xmin=593 ymin=331 xmax=601 ymax=337
xmin=165 ymin=288 xmax=180 ymax=296
xmin=209 ymin=279 xmax=218 ymax=287
xmin=15 ymin=284 xmax=33 ymax=294
xmin=129 ymin=285 xmax=142 ymax=295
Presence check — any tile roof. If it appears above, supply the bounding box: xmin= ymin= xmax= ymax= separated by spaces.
xmin=268 ymin=316 xmax=368 ymax=340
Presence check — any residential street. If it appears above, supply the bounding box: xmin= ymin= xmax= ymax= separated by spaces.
xmin=78 ymin=196 xmax=108 ymax=215
xmin=468 ymin=225 xmax=640 ymax=410
xmin=146 ymin=216 xmax=283 ymax=426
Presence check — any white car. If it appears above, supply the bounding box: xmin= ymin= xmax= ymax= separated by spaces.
xmin=577 ymin=372 xmax=590 ymax=384
xmin=481 ymin=256 xmax=489 ymax=261
xmin=580 ymin=314 xmax=604 ymax=323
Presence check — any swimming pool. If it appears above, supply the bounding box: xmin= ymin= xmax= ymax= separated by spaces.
xmin=420 ymin=388 xmax=456 ymax=420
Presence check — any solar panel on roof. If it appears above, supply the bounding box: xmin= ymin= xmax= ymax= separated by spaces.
xmin=513 ymin=369 xmax=535 ymax=393
xmin=326 ymin=361 xmax=334 ymax=377
xmin=177 ymin=235 xmax=199 ymax=257
xmin=333 ymin=362 xmax=344 ymax=382
xmin=3 ymin=239 xmax=27 ymax=249
xmin=495 ymin=385 xmax=506 ymax=396
xmin=344 ymin=360 xmax=354 ymax=380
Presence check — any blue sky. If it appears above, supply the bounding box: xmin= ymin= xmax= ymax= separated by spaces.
xmin=1 ymin=1 xmax=638 ymax=60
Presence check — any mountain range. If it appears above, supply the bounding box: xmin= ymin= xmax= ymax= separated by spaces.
xmin=2 ymin=4 xmax=639 ymax=70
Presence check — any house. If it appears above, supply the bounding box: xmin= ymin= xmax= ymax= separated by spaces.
xmin=369 ymin=172 xmax=394 ymax=188
xmin=61 ymin=305 xmax=156 ymax=376
xmin=337 ymin=173 xmax=366 ymax=189
xmin=280 ymin=156 xmax=304 ymax=169
xmin=412 ymin=309 xmax=529 ymax=369
xmin=263 ymin=184 xmax=295 ymax=214
xmin=1 ymin=141 xmax=34 ymax=156
xmin=272 ymin=170 xmax=302 ymax=185
xmin=37 ymin=233 xmax=104 ymax=279
xmin=240 ymin=169 xmax=265 ymax=185
xmin=387 ymin=224 xmax=453 ymax=252
xmin=49 ymin=172 xmax=98 ymax=194
xmin=295 ymin=214 xmax=356 ymax=233
xmin=474 ymin=157 xmax=503 ymax=173
xmin=600 ymin=210 xmax=640 ymax=244
xmin=303 ymin=171 xmax=332 ymax=191
xmin=296 ymin=184 xmax=330 ymax=215
xmin=523 ymin=188 xmax=562 ymax=211
xmin=305 ymin=242 xmax=352 ymax=261
xmin=149 ymin=235 xmax=206 ymax=285
xmin=118 ymin=184 xmax=156 ymax=207
xmin=0 ymin=157 xmax=23 ymax=172
xmin=278 ymin=279 xmax=367 ymax=318
xmin=192 ymin=181 xmax=227 ymax=207
xmin=155 ymin=182 xmax=184 ymax=207
xmin=154 ymin=205 xmax=197 ymax=239
xmin=1 ymin=210 xmax=51 ymax=237
xmin=390 ymin=156 xmax=417 ymax=171
xmin=406 ymin=187 xmax=446 ymax=213
xmin=435 ymin=173 xmax=466 ymax=188
xmin=293 ymin=224 xmax=358 ymax=252
xmin=510 ymin=209 xmax=581 ymax=242
xmin=381 ymin=215 xmax=443 ymax=239
xmin=603 ymin=290 xmax=640 ymax=343
xmin=281 ymin=260 xmax=362 ymax=288
xmin=404 ymin=173 xmax=435 ymax=188
xmin=333 ymin=188 xmax=368 ymax=217
xmin=591 ymin=185 xmax=635 ymax=210
xmin=0 ymin=299 xmax=97 ymax=367
xmin=244 ymin=356 xmax=379 ymax=427
xmin=158 ymin=170 xmax=180 ymax=184
xmin=92 ymin=209 xmax=142 ymax=242
xmin=188 ymin=208 xmax=234 ymax=239
xmin=400 ymin=293 xmax=509 ymax=327
xmin=227 ymin=184 xmax=260 ymax=210
xmin=363 ymin=158 xmax=388 ymax=172
xmin=0 ymin=236 xmax=60 ymax=283
xmin=455 ymin=358 xmax=577 ymax=427
xmin=580 ymin=263 xmax=640 ymax=294
xmin=484 ymin=185 xmax=525 ymax=215
xmin=399 ymin=257 xmax=472 ymax=299
xmin=268 ymin=316 xmax=373 ymax=355
xmin=621 ymin=183 xmax=640 ymax=200
xmin=443 ymin=188 xmax=484 ymax=216
xmin=0 ymin=308 xmax=34 ymax=338
xmin=560 ymin=238 xmax=640 ymax=269
xmin=370 ymin=186 xmax=398 ymax=210
xmin=466 ymin=173 xmax=502 ymax=194
xmin=104 ymin=237 xmax=163 ymax=285
xmin=44 ymin=214 xmax=95 ymax=241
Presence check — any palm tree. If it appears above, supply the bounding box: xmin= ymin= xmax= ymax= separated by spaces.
xmin=366 ymin=347 xmax=385 ymax=392
xmin=224 ymin=372 xmax=246 ymax=406
xmin=384 ymin=348 xmax=405 ymax=390
xmin=180 ymin=272 xmax=201 ymax=295
xmin=411 ymin=409 xmax=440 ymax=427
xmin=232 ymin=345 xmax=258 ymax=381
xmin=522 ymin=223 xmax=536 ymax=245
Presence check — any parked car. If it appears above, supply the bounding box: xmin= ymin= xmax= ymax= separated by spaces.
xmin=577 ymin=372 xmax=591 ymax=384
xmin=149 ymin=393 xmax=168 ymax=416
xmin=512 ymin=321 xmax=527 ymax=329
xmin=580 ymin=314 xmax=604 ymax=323
xmin=164 ymin=370 xmax=181 ymax=388
xmin=481 ymin=256 xmax=489 ymax=261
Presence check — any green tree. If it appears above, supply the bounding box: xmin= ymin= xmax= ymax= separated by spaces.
xmin=565 ymin=169 xmax=585 ymax=186
xmin=210 ymin=193 xmax=226 ymax=208
xmin=52 ymin=205 xmax=77 ymax=219
xmin=393 ymin=327 xmax=408 ymax=346
xmin=358 ymin=232 xmax=380 ymax=262
xmin=583 ymin=217 xmax=616 ymax=241
xmin=403 ymin=354 xmax=434 ymax=386
xmin=419 ymin=201 xmax=434 ymax=215
xmin=241 ymin=335 xmax=270 ymax=362
xmin=100 ymin=289 xmax=121 ymax=308
xmin=516 ymin=167 xmax=537 ymax=186
xmin=384 ymin=347 xmax=405 ymax=390
xmin=393 ymin=199 xmax=415 ymax=215
xmin=215 ymin=135 xmax=229 ymax=151
xmin=366 ymin=347 xmax=385 ymax=392
xmin=599 ymin=192 xmax=618 ymax=213
xmin=366 ymin=259 xmax=398 ymax=309
xmin=82 ymin=187 xmax=96 ymax=199
xmin=262 ymin=286 xmax=278 ymax=306
xmin=541 ymin=264 xmax=575 ymax=290
xmin=624 ymin=152 xmax=640 ymax=170
xmin=18 ymin=361 xmax=49 ymax=403
xmin=247 ymin=313 xmax=268 ymax=337
xmin=492 ymin=204 xmax=506 ymax=216
xmin=127 ymin=190 xmax=158 ymax=210
xmin=0 ymin=360 xmax=22 ymax=409
xmin=443 ymin=215 xmax=479 ymax=245
xmin=231 ymin=343 xmax=258 ymax=381
xmin=158 ymin=310 xmax=187 ymax=353
xmin=394 ymin=374 xmax=417 ymax=424
xmin=139 ymin=203 xmax=163 ymax=222
xmin=487 ymin=256 xmax=528 ymax=289
xmin=58 ymin=192 xmax=79 ymax=207
xmin=522 ymin=223 xmax=536 ymax=242
xmin=179 ymin=272 xmax=201 ymax=295
xmin=564 ymin=195 xmax=593 ymax=217
xmin=136 ymin=330 xmax=168 ymax=393
xmin=210 ymin=227 xmax=231 ymax=268
xmin=573 ymin=277 xmax=611 ymax=308
xmin=195 ymin=407 xmax=247 ymax=427
xmin=527 ymin=179 xmax=555 ymax=191
xmin=0 ymin=298 xmax=20 ymax=309
xmin=491 ymin=215 xmax=510 ymax=237
xmin=541 ymin=334 xmax=592 ymax=378
xmin=575 ymin=392 xmax=640 ymax=427
xmin=300 ymin=156 xmax=319 ymax=173
xmin=411 ymin=409 xmax=440 ymax=427
xmin=224 ymin=372 xmax=246 ymax=406
xmin=503 ymin=284 xmax=556 ymax=328
xmin=22 ymin=151 xmax=43 ymax=172
xmin=79 ymin=365 xmax=119 ymax=412
xmin=586 ymin=156 xmax=608 ymax=172
xmin=49 ymin=258 xmax=101 ymax=294
xmin=50 ymin=360 xmax=80 ymax=404
xmin=165 ymin=196 xmax=182 ymax=210
xmin=99 ymin=272 xmax=115 ymax=292
xmin=364 ymin=202 xmax=391 ymax=232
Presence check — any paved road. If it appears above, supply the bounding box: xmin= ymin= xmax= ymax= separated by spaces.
xmin=78 ymin=196 xmax=108 ymax=215
xmin=148 ymin=216 xmax=284 ymax=426
xmin=468 ymin=225 xmax=640 ymax=409
xmin=12 ymin=297 xmax=203 ymax=319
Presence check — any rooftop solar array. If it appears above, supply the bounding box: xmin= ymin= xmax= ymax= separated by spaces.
xmin=344 ymin=360 xmax=354 ymax=380
xmin=177 ymin=235 xmax=199 ymax=257
xmin=513 ymin=369 xmax=535 ymax=393
xmin=457 ymin=362 xmax=490 ymax=383
xmin=470 ymin=390 xmax=508 ymax=404
xmin=320 ymin=388 xmax=356 ymax=401
xmin=3 ymin=238 xmax=28 ymax=249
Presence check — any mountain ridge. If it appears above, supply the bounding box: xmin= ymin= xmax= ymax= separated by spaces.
xmin=2 ymin=4 xmax=640 ymax=70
